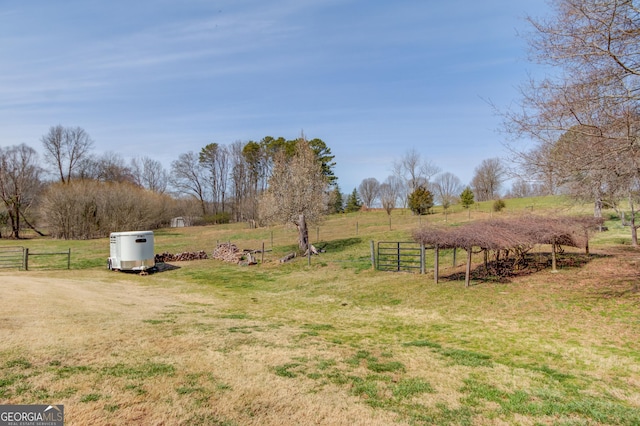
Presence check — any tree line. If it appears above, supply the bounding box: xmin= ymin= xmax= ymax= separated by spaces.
xmin=171 ymin=135 xmax=335 ymax=223
xmin=0 ymin=127 xmax=336 ymax=241
xmin=349 ymin=149 xmax=514 ymax=217
xmin=0 ymin=124 xmax=543 ymax=240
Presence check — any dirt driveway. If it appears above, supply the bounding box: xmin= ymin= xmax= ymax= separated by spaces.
xmin=0 ymin=272 xmax=184 ymax=351
xmin=0 ymin=271 xmax=402 ymax=425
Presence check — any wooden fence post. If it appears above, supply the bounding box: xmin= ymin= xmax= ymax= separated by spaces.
xmin=434 ymin=244 xmax=439 ymax=283
xmin=370 ymin=240 xmax=375 ymax=270
xmin=465 ymin=247 xmax=472 ymax=288
xmin=24 ymin=248 xmax=29 ymax=271
xmin=67 ymin=248 xmax=71 ymax=269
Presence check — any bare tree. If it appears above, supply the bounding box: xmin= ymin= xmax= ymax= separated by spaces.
xmin=507 ymin=0 xmax=640 ymax=143
xmin=358 ymin=177 xmax=380 ymax=209
xmin=0 ymin=144 xmax=41 ymax=238
xmin=507 ymin=178 xmax=535 ymax=199
xmin=170 ymin=151 xmax=208 ymax=216
xmin=214 ymin=145 xmax=229 ymax=214
xmin=514 ymin=143 xmax=562 ymax=196
xmin=131 ymin=156 xmax=169 ymax=194
xmin=548 ymin=124 xmax=640 ymax=242
xmin=506 ymin=0 xmax=640 ymax=240
xmin=199 ymin=143 xmax=229 ymax=215
xmin=433 ymin=172 xmax=463 ymax=211
xmin=229 ymin=141 xmax=251 ymax=222
xmin=379 ymin=178 xmax=399 ymax=216
xmin=471 ymin=158 xmax=505 ymax=201
xmin=41 ymin=125 xmax=94 ymax=183
xmin=393 ymin=148 xmax=440 ymax=205
xmin=259 ymin=139 xmax=329 ymax=253
xmin=93 ymin=152 xmax=136 ymax=184
xmin=385 ymin=175 xmax=404 ymax=209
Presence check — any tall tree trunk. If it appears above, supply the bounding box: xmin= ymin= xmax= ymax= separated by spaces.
xmin=200 ymin=198 xmax=207 ymax=217
xmin=296 ymin=213 xmax=309 ymax=253
xmin=630 ymin=194 xmax=638 ymax=247
xmin=6 ymin=210 xmax=16 ymax=238
xmin=594 ymin=197 xmax=602 ymax=218
xmin=10 ymin=206 xmax=20 ymax=239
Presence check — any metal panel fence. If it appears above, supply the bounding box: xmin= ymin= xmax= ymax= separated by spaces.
xmin=0 ymin=246 xmax=25 ymax=270
xmin=24 ymin=248 xmax=71 ymax=270
xmin=0 ymin=247 xmax=71 ymax=271
xmin=376 ymin=241 xmax=425 ymax=273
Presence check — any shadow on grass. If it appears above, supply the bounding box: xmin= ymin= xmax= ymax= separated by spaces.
xmin=317 ymin=237 xmax=363 ymax=253
xmin=277 ymin=237 xmax=363 ymax=257
xmin=154 ymin=262 xmax=181 ymax=273
xmin=442 ymin=252 xmax=608 ymax=285
xmin=110 ymin=262 xmax=181 ymax=275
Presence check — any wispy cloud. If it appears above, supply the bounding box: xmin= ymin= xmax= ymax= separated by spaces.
xmin=0 ymin=0 xmax=551 ymax=190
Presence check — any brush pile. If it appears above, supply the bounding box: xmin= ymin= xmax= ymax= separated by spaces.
xmin=155 ymin=251 xmax=208 ymax=262
xmin=212 ymin=243 xmax=260 ymax=265
xmin=212 ymin=242 xmax=243 ymax=263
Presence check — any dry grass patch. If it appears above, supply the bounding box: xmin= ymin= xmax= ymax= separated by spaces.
xmin=1 ymin=214 xmax=640 ymax=424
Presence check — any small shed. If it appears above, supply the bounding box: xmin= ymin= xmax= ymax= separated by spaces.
xmin=171 ymin=216 xmax=192 ymax=227
xmin=108 ymin=231 xmax=155 ymax=272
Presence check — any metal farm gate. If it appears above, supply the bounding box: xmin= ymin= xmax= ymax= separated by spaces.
xmin=0 ymin=246 xmax=70 ymax=270
xmin=0 ymin=246 xmax=25 ymax=270
xmin=377 ymin=241 xmax=425 ymax=273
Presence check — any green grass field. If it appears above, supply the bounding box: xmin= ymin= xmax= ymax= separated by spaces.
xmin=0 ymin=198 xmax=639 ymax=425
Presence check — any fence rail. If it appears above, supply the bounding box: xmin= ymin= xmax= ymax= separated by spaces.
xmin=24 ymin=248 xmax=71 ymax=270
xmin=0 ymin=246 xmax=25 ymax=269
xmin=0 ymin=247 xmax=71 ymax=271
xmin=376 ymin=241 xmax=425 ymax=273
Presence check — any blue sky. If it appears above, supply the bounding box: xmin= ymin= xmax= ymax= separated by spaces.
xmin=0 ymin=0 xmax=549 ymax=192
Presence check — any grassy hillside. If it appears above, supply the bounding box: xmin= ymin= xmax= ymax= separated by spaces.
xmin=0 ymin=196 xmax=638 ymax=425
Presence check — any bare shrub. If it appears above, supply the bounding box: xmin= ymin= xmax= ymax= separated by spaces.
xmin=42 ymin=180 xmax=174 ymax=239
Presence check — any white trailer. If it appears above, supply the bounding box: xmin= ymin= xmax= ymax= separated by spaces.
xmin=108 ymin=231 xmax=155 ymax=273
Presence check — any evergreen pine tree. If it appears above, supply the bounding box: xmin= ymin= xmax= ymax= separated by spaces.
xmin=345 ymin=188 xmax=362 ymax=213
xmin=407 ymin=186 xmax=434 ymax=215
xmin=330 ymin=186 xmax=344 ymax=213
xmin=460 ymin=186 xmax=475 ymax=209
